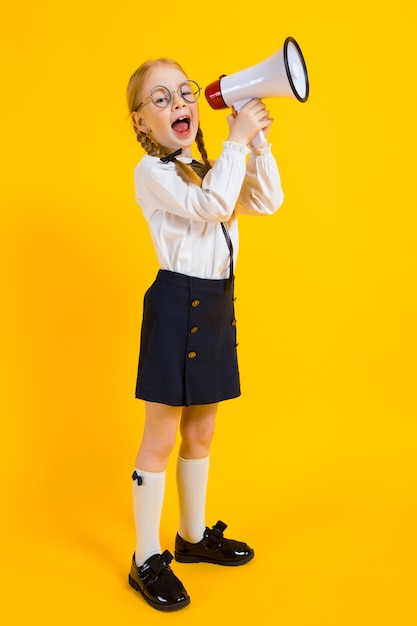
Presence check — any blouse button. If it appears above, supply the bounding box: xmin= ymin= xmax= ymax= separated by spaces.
xmin=188 ymin=351 xmax=197 ymax=359
xmin=231 ymin=319 xmax=237 ymax=326
xmin=191 ymin=299 xmax=200 ymax=307
xmin=190 ymin=326 xmax=199 ymax=334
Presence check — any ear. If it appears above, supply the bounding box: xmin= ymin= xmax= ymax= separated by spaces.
xmin=131 ymin=112 xmax=149 ymax=133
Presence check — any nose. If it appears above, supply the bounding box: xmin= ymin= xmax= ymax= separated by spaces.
xmin=171 ymin=90 xmax=185 ymax=109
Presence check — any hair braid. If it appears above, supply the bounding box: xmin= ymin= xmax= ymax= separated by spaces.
xmin=134 ymin=129 xmax=163 ymax=157
xmin=196 ymin=126 xmax=212 ymax=171
xmin=174 ymin=125 xmax=212 ymax=186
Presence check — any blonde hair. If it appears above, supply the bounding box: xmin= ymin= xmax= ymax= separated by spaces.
xmin=127 ymin=58 xmax=211 ymax=185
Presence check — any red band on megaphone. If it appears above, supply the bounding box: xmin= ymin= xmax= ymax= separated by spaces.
xmin=204 ymin=76 xmax=228 ymax=110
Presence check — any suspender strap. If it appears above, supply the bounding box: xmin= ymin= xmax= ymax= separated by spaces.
xmin=220 ymin=222 xmax=234 ymax=281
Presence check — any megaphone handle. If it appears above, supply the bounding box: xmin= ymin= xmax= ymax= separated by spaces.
xmin=233 ymin=98 xmax=267 ymax=148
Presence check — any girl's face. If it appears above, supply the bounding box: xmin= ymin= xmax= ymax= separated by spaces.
xmin=132 ymin=65 xmax=200 ymax=157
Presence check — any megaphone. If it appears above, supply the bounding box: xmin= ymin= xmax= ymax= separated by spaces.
xmin=205 ymin=37 xmax=309 ymax=146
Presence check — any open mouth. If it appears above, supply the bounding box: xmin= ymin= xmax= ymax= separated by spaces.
xmin=172 ymin=116 xmax=190 ymax=134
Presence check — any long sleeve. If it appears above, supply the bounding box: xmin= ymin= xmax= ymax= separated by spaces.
xmin=236 ymin=144 xmax=284 ymax=216
xmin=135 ymin=142 xmax=250 ymax=223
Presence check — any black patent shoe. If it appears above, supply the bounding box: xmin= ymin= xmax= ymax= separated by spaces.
xmin=128 ymin=550 xmax=190 ymax=611
xmin=175 ymin=520 xmax=254 ymax=566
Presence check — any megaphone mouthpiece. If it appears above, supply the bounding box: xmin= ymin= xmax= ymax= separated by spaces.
xmin=205 ymin=75 xmax=228 ymax=110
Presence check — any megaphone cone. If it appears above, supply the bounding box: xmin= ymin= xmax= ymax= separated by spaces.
xmin=205 ymin=37 xmax=309 ymax=109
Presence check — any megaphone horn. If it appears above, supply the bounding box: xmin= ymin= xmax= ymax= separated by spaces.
xmin=205 ymin=37 xmax=309 ymax=146
xmin=205 ymin=37 xmax=309 ymax=109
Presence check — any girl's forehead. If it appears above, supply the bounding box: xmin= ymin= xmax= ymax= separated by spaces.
xmin=144 ymin=65 xmax=187 ymax=91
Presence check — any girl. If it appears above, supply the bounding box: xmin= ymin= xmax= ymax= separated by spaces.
xmin=126 ymin=58 xmax=283 ymax=612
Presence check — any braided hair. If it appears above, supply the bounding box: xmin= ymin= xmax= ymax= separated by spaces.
xmin=127 ymin=58 xmax=212 ymax=185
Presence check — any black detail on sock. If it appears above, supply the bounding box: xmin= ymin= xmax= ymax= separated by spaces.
xmin=132 ymin=470 xmax=143 ymax=485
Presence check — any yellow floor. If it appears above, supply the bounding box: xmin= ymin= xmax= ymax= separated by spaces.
xmin=2 ymin=407 xmax=415 ymax=626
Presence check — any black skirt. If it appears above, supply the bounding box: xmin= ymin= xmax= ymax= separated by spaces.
xmin=135 ymin=270 xmax=241 ymax=406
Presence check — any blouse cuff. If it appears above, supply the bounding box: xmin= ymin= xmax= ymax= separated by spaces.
xmin=222 ymin=141 xmax=251 ymax=155
xmin=250 ymin=144 xmax=273 ymax=157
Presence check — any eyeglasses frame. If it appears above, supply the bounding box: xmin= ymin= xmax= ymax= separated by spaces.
xmin=135 ymin=80 xmax=202 ymax=111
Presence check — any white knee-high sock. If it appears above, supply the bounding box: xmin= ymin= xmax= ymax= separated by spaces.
xmin=176 ymin=455 xmax=209 ymax=543
xmin=132 ymin=468 xmax=166 ymax=567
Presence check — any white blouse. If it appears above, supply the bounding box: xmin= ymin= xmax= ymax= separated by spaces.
xmin=134 ymin=141 xmax=284 ymax=280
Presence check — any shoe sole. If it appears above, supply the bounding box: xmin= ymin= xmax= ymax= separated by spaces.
xmin=174 ymin=551 xmax=255 ymax=566
xmin=128 ymin=575 xmax=190 ymax=612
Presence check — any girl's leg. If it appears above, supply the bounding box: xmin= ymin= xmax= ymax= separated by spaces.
xmin=174 ymin=403 xmax=254 ymax=566
xmin=129 ymin=402 xmax=190 ymax=612
xmin=133 ymin=401 xmax=181 ymax=565
xmin=176 ymin=403 xmax=218 ymax=542
xmin=179 ymin=403 xmax=218 ymax=459
xmin=136 ymin=401 xmax=181 ymax=471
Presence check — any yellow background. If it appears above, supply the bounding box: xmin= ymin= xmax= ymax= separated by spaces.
xmin=1 ymin=1 xmax=416 ymax=624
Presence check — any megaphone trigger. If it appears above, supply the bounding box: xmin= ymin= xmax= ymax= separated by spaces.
xmin=233 ymin=98 xmax=251 ymax=113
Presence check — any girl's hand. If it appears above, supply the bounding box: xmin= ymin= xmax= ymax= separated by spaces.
xmin=226 ymin=98 xmax=273 ymax=147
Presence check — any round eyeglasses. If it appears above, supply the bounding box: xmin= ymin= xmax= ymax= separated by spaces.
xmin=135 ymin=80 xmax=201 ymax=110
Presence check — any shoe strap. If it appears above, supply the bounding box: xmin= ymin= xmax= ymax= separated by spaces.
xmin=148 ymin=550 xmax=173 ymax=576
xmin=205 ymin=520 xmax=228 ymax=549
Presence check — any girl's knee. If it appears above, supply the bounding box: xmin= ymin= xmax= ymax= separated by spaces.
xmin=180 ymin=420 xmax=215 ymax=457
xmin=136 ymin=437 xmax=175 ymax=471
